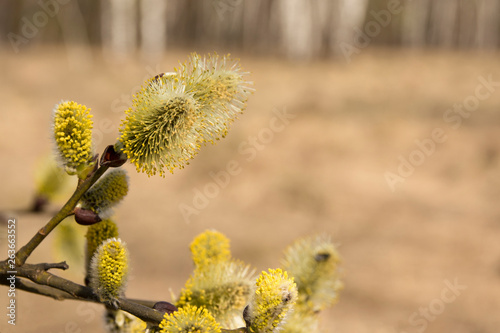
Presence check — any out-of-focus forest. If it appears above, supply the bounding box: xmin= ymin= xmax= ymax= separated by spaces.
xmin=2 ymin=0 xmax=500 ymax=60
xmin=2 ymin=1 xmax=500 ymax=333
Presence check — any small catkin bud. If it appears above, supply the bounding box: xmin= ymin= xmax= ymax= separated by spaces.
xmin=244 ymin=268 xmax=298 ymax=333
xmin=159 ymin=304 xmax=221 ymax=333
xmin=281 ymin=235 xmax=342 ymax=312
xmin=85 ymin=219 xmax=119 ymax=270
xmin=80 ymin=169 xmax=129 ymax=219
xmin=52 ymin=100 xmax=94 ymax=175
xmin=89 ymin=238 xmax=129 ymax=301
xmin=190 ymin=230 xmax=231 ymax=268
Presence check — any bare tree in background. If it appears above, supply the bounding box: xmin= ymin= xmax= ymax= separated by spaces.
xmin=401 ymin=0 xmax=430 ymax=47
xmin=334 ymin=0 xmax=369 ymax=53
xmin=428 ymin=0 xmax=459 ymax=47
xmin=140 ymin=0 xmax=167 ymax=60
xmin=102 ymin=0 xmax=137 ymax=60
xmin=1 ymin=0 xmax=500 ymax=59
xmin=57 ymin=0 xmax=93 ymax=69
xmin=476 ymin=0 xmax=500 ymax=49
xmin=276 ymin=0 xmax=315 ymax=60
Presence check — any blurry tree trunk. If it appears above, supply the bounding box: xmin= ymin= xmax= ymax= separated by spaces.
xmin=242 ymin=0 xmax=269 ymax=52
xmin=57 ymin=0 xmax=93 ymax=69
xmin=313 ymin=0 xmax=337 ymax=57
xmin=102 ymin=0 xmax=137 ymax=60
xmin=335 ymin=0 xmax=369 ymax=47
xmin=457 ymin=0 xmax=477 ymax=48
xmin=476 ymin=0 xmax=500 ymax=48
xmin=209 ymin=0 xmax=245 ymax=48
xmin=429 ymin=0 xmax=459 ymax=47
xmin=333 ymin=0 xmax=369 ymax=57
xmin=277 ymin=0 xmax=316 ymax=60
xmin=140 ymin=0 xmax=167 ymax=60
xmin=401 ymin=0 xmax=430 ymax=47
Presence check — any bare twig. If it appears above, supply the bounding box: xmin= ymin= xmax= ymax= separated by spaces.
xmin=15 ymin=164 xmax=110 ymax=265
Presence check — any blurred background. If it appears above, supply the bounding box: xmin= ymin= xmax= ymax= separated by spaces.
xmin=1 ymin=0 xmax=500 ymax=332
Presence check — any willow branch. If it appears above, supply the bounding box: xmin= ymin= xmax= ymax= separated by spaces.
xmin=1 ymin=277 xmax=78 ymax=300
xmin=1 ymin=260 xmax=164 ymax=324
xmin=15 ymin=164 xmax=110 ymax=265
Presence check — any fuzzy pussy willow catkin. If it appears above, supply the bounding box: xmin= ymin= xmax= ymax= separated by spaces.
xmin=159 ymin=304 xmax=221 ymax=333
xmin=175 ymin=53 xmax=253 ymax=143
xmin=281 ymin=235 xmax=342 ymax=312
xmin=244 ymin=269 xmax=297 ymax=333
xmin=177 ymin=230 xmax=254 ymax=327
xmin=53 ymin=100 xmax=93 ymax=174
xmin=80 ymin=169 xmax=129 ymax=218
xmin=190 ymin=230 xmax=231 ymax=268
xmin=89 ymin=238 xmax=129 ymax=301
xmin=118 ymin=53 xmax=252 ymax=176
xmin=85 ymin=219 xmax=119 ymax=268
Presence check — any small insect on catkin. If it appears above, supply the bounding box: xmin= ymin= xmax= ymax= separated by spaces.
xmin=281 ymin=235 xmax=342 ymax=312
xmin=117 ymin=53 xmax=252 ymax=177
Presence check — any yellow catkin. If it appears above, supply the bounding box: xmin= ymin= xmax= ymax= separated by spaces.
xmin=89 ymin=238 xmax=128 ymax=301
xmin=190 ymin=230 xmax=231 ymax=268
xmin=53 ymin=100 xmax=93 ymax=174
xmin=177 ymin=230 xmax=254 ymax=328
xmin=281 ymin=235 xmax=342 ymax=312
xmin=245 ymin=269 xmax=298 ymax=333
xmin=117 ymin=53 xmax=252 ymax=176
xmin=159 ymin=305 xmax=221 ymax=333
xmin=80 ymin=169 xmax=129 ymax=218
xmin=85 ymin=219 xmax=119 ymax=269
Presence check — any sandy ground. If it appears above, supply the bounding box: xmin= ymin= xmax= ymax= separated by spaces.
xmin=1 ymin=47 xmax=500 ymax=333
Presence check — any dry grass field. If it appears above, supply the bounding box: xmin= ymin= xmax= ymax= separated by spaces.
xmin=1 ymin=47 xmax=500 ymax=332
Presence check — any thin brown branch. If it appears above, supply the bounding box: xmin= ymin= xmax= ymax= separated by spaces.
xmin=1 ymin=259 xmax=248 ymax=330
xmin=1 ymin=261 xmax=164 ymax=324
xmin=37 ymin=261 xmax=69 ymax=271
xmin=15 ymin=164 xmax=110 ymax=265
xmin=1 ymin=277 xmax=78 ymax=301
